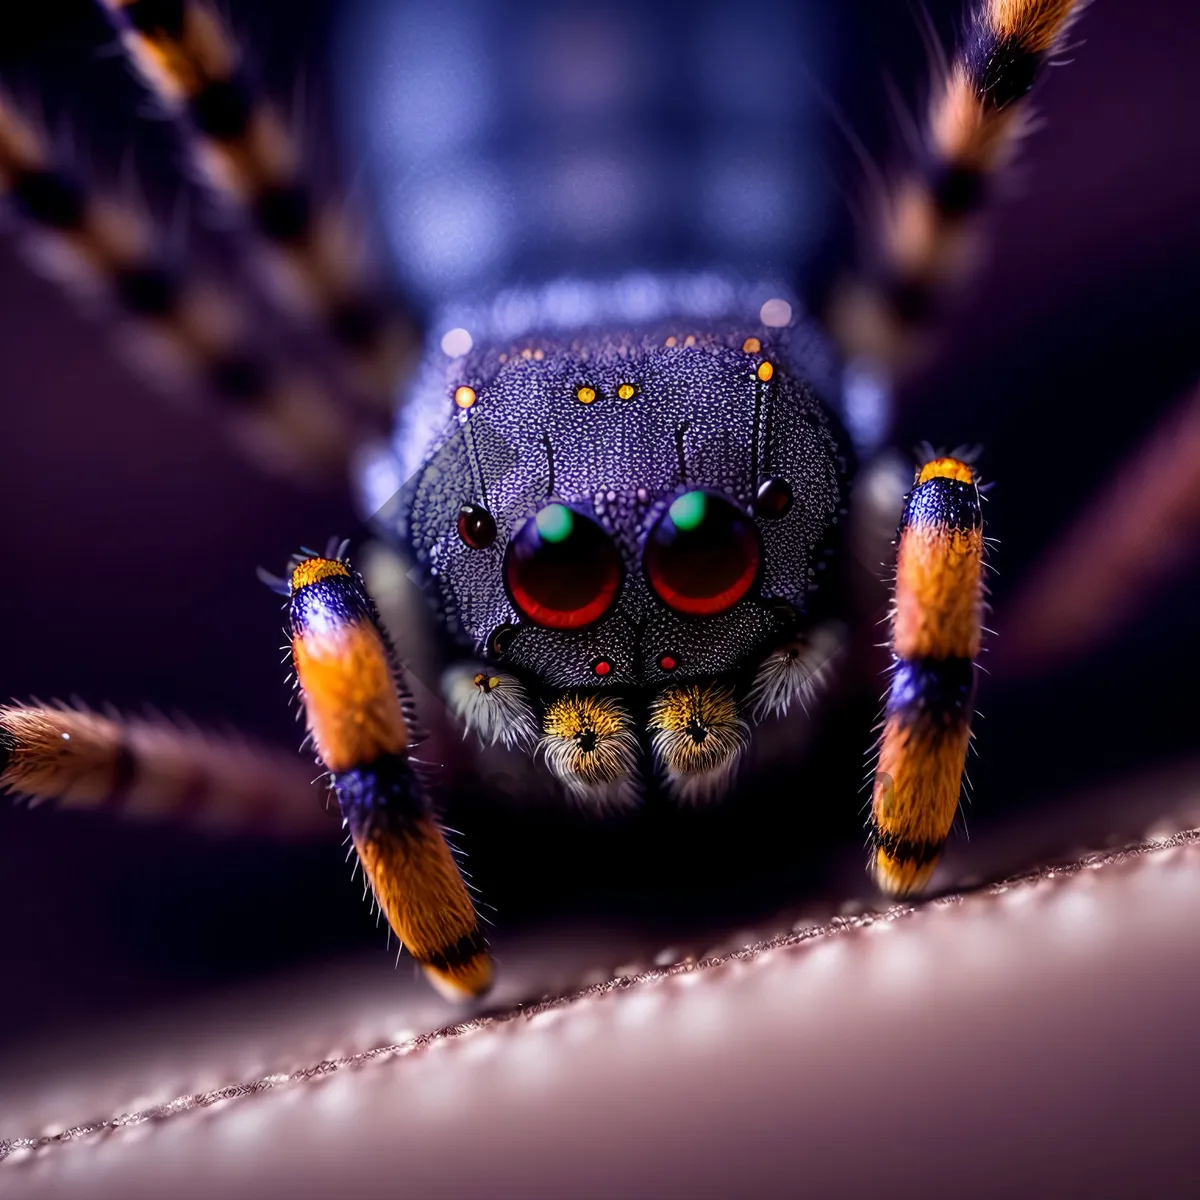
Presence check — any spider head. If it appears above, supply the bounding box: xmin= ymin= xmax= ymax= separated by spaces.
xmin=392 ymin=319 xmax=853 ymax=799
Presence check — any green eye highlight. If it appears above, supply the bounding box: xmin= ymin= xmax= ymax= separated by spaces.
xmin=644 ymin=489 xmax=761 ymax=617
xmin=668 ymin=490 xmax=707 ymax=532
xmin=505 ymin=505 xmax=623 ymax=630
xmin=535 ymin=503 xmax=574 ymax=544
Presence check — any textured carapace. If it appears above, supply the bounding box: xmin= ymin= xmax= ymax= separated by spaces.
xmin=391 ymin=308 xmax=854 ymax=696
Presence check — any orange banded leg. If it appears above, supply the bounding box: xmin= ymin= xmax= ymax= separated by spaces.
xmin=871 ymin=458 xmax=984 ymax=895
xmin=832 ymin=0 xmax=1086 ymax=366
xmin=287 ymin=554 xmax=492 ymax=1001
xmin=98 ymin=0 xmax=417 ymax=407
xmin=0 ymin=89 xmax=352 ymax=480
xmin=0 ymin=704 xmax=331 ymax=837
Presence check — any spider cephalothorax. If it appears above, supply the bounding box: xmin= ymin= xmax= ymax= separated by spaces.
xmin=400 ymin=321 xmax=851 ymax=684
xmin=377 ymin=292 xmax=856 ymax=806
xmin=0 ymin=0 xmax=1113 ymax=1003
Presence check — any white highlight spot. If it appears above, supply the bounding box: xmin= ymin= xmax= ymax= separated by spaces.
xmin=842 ymin=357 xmax=891 ymax=452
xmin=861 ymin=452 xmax=910 ymax=521
xmin=440 ymin=327 xmax=474 ymax=357
xmin=352 ymin=439 xmax=404 ymax=521
xmin=760 ymin=298 xmax=793 ymax=327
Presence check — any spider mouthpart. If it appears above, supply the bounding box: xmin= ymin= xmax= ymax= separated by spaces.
xmin=649 ymin=682 xmax=749 ymax=803
xmin=540 ymin=694 xmax=639 ymax=808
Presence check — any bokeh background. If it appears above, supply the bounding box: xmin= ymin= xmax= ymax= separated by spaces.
xmin=1 ymin=0 xmax=1197 ymax=1062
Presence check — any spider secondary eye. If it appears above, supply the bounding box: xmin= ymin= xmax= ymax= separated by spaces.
xmin=753 ymin=477 xmax=793 ymax=519
xmin=643 ymin=490 xmax=761 ymax=616
xmin=457 ymin=503 xmax=497 ymax=549
xmin=504 ymin=503 xmax=623 ymax=629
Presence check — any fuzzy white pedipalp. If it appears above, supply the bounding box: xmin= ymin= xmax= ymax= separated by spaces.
xmin=441 ymin=663 xmax=538 ymax=751
xmin=747 ymin=622 xmax=844 ymax=723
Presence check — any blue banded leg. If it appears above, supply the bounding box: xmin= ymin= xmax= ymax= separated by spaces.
xmin=286 ymin=553 xmax=492 ymax=1000
xmin=871 ymin=458 xmax=984 ymax=895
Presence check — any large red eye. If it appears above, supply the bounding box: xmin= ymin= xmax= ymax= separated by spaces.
xmin=504 ymin=503 xmax=623 ymax=629
xmin=643 ymin=490 xmax=761 ymax=616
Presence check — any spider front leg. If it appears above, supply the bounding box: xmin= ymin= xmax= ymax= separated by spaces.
xmin=286 ymin=554 xmax=492 ymax=1001
xmin=870 ymin=458 xmax=984 ymax=896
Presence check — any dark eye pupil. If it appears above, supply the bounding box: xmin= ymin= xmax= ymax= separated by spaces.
xmin=754 ymin=477 xmax=793 ymax=519
xmin=504 ymin=503 xmax=622 ymax=629
xmin=644 ymin=489 xmax=761 ymax=616
xmin=457 ymin=503 xmax=497 ymax=549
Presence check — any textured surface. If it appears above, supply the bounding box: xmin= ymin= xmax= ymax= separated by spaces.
xmin=3 ymin=763 xmax=1199 ymax=1197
